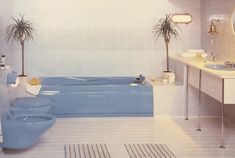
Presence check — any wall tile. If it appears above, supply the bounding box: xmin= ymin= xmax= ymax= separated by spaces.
xmin=201 ymin=0 xmax=235 ymax=121
xmin=6 ymin=0 xmax=202 ymax=77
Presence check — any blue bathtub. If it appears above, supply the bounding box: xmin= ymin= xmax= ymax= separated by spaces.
xmin=38 ymin=77 xmax=153 ymax=117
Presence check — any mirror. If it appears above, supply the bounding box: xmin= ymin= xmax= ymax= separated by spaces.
xmin=171 ymin=13 xmax=192 ymax=24
xmin=232 ymin=9 xmax=235 ymax=34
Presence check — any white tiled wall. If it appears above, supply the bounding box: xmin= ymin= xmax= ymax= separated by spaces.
xmin=4 ymin=0 xmax=231 ymax=118
xmin=201 ymin=0 xmax=235 ymax=121
xmin=153 ymin=83 xmax=185 ymax=117
xmin=7 ymin=0 xmax=201 ymax=77
xmin=0 ymin=0 xmax=13 ymax=61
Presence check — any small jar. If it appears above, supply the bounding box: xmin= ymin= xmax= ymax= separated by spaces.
xmin=0 ymin=64 xmax=5 ymax=70
xmin=1 ymin=55 xmax=5 ymax=64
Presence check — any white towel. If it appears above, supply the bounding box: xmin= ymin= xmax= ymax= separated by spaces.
xmin=26 ymin=84 xmax=42 ymax=96
xmin=179 ymin=52 xmax=197 ymax=58
xmin=186 ymin=49 xmax=205 ymax=53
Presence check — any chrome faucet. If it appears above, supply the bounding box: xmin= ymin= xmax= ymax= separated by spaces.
xmin=136 ymin=74 xmax=146 ymax=85
xmin=224 ymin=61 xmax=235 ymax=67
xmin=208 ymin=19 xmax=222 ymax=62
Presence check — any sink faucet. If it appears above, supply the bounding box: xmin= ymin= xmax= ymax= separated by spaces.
xmin=224 ymin=61 xmax=235 ymax=67
xmin=208 ymin=19 xmax=222 ymax=62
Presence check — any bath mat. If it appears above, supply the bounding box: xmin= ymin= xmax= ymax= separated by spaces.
xmin=64 ymin=144 xmax=111 ymax=158
xmin=124 ymin=144 xmax=176 ymax=158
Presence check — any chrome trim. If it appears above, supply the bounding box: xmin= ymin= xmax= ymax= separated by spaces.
xmin=64 ymin=145 xmax=67 ymax=158
xmin=220 ymin=79 xmax=226 ymax=149
xmin=69 ymin=144 xmax=72 ymax=158
xmin=185 ymin=65 xmax=189 ymax=120
xmin=197 ymin=70 xmax=202 ymax=131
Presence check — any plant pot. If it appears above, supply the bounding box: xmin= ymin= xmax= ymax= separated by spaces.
xmin=162 ymin=71 xmax=175 ymax=83
xmin=150 ymin=76 xmax=157 ymax=81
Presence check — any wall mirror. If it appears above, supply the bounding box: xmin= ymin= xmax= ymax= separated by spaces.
xmin=171 ymin=13 xmax=192 ymax=24
xmin=232 ymin=9 xmax=235 ymax=35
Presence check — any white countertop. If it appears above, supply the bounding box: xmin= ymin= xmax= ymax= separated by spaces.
xmin=170 ymin=55 xmax=235 ymax=79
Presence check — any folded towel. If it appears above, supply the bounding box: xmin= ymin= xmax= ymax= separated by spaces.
xmin=186 ymin=49 xmax=205 ymax=53
xmin=199 ymin=53 xmax=208 ymax=58
xmin=26 ymin=84 xmax=42 ymax=96
xmin=180 ymin=52 xmax=197 ymax=58
xmin=7 ymin=72 xmax=17 ymax=84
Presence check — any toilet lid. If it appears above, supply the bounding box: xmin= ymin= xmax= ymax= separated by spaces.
xmin=13 ymin=97 xmax=51 ymax=108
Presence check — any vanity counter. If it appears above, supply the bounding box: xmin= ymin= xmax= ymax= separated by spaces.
xmin=171 ymin=54 xmax=235 ymax=148
xmin=170 ymin=55 xmax=235 ymax=79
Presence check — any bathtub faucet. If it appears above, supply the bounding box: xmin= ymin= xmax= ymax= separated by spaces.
xmin=136 ymin=74 xmax=146 ymax=85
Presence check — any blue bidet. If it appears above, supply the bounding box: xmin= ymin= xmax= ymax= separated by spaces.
xmin=9 ymin=97 xmax=51 ymax=114
xmin=0 ymin=112 xmax=56 ymax=149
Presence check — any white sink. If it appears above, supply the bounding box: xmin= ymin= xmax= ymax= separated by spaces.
xmin=204 ymin=63 xmax=235 ymax=71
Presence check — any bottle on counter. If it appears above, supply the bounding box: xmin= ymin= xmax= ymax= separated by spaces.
xmin=0 ymin=55 xmax=6 ymax=70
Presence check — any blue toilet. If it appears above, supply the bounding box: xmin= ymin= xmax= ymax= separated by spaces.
xmin=0 ymin=73 xmax=56 ymax=149
xmin=9 ymin=97 xmax=51 ymax=114
xmin=0 ymin=112 xmax=55 ymax=149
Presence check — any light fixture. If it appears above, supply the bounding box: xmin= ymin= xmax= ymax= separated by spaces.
xmin=171 ymin=13 xmax=192 ymax=24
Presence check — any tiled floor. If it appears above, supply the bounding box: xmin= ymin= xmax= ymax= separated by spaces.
xmin=1 ymin=117 xmax=235 ymax=158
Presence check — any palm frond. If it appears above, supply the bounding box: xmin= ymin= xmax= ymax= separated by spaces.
xmin=7 ymin=14 xmax=34 ymax=43
xmin=153 ymin=14 xmax=179 ymax=43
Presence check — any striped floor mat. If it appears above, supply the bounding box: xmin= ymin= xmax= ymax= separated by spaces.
xmin=125 ymin=144 xmax=176 ymax=158
xmin=64 ymin=144 xmax=111 ymax=158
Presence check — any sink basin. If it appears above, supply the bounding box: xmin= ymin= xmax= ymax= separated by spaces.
xmin=204 ymin=63 xmax=235 ymax=71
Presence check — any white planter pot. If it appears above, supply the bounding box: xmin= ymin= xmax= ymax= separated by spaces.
xmin=162 ymin=71 xmax=176 ymax=83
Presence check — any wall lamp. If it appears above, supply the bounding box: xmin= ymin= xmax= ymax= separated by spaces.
xmin=171 ymin=13 xmax=193 ymax=24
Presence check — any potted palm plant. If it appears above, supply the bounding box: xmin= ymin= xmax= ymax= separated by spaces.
xmin=153 ymin=14 xmax=179 ymax=83
xmin=7 ymin=15 xmax=33 ymax=77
